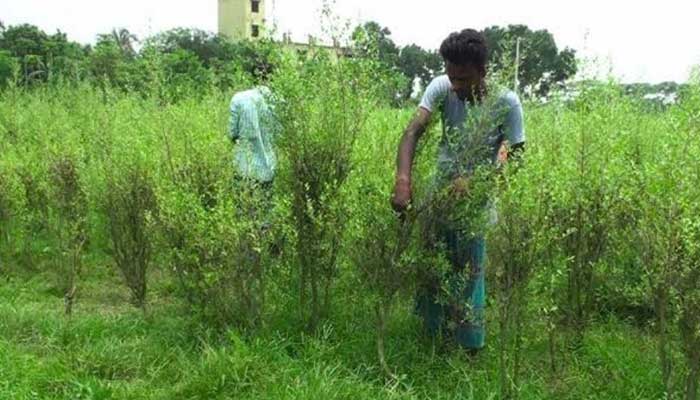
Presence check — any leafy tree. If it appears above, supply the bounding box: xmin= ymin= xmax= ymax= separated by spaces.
xmin=0 ymin=24 xmax=50 ymax=83
xmin=145 ymin=28 xmax=233 ymax=68
xmin=232 ymin=38 xmax=279 ymax=77
xmin=397 ymin=44 xmax=442 ymax=99
xmin=482 ymin=25 xmax=577 ymax=95
xmin=351 ymin=22 xmax=575 ymax=100
xmin=161 ymin=49 xmax=211 ymax=93
xmin=142 ymin=28 xmax=277 ymax=91
xmin=43 ymin=31 xmax=86 ymax=81
xmin=97 ymin=28 xmax=138 ymax=59
xmin=0 ymin=50 xmax=17 ymax=88
xmin=352 ymin=22 xmax=442 ymax=102
xmin=0 ymin=24 xmax=86 ymax=84
xmin=89 ymin=35 xmax=130 ymax=88
xmin=0 ymin=24 xmax=49 ymax=60
xmin=351 ymin=22 xmax=399 ymax=69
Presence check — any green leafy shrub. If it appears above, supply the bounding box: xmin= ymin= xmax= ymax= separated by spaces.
xmin=347 ymin=181 xmax=418 ymax=377
xmin=270 ymin=49 xmax=376 ymax=330
xmin=0 ymin=50 xmax=18 ymax=89
xmin=102 ymin=163 xmax=157 ymax=312
xmin=155 ymin=104 xmax=273 ymax=330
xmin=488 ymin=159 xmax=556 ymax=399
xmin=159 ymin=175 xmax=272 ymax=331
xmin=0 ymin=159 xmax=26 ymax=274
xmin=48 ymin=155 xmax=87 ymax=316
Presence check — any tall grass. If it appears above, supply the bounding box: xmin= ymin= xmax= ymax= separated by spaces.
xmin=0 ymin=63 xmax=699 ymax=398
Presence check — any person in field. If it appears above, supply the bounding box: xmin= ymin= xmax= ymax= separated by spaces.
xmin=228 ymin=64 xmax=281 ymax=258
xmin=391 ymin=29 xmax=525 ymax=352
xmin=228 ymin=64 xmax=279 ymax=187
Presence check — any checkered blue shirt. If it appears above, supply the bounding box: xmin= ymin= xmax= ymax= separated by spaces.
xmin=228 ymin=86 xmax=280 ymax=182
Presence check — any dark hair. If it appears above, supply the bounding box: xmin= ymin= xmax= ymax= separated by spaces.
xmin=439 ymin=29 xmax=488 ymax=69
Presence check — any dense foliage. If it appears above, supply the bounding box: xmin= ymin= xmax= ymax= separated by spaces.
xmin=1 ymin=20 xmax=700 ymax=400
xmin=483 ymin=24 xmax=577 ymax=95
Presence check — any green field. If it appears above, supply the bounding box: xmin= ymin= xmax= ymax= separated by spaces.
xmin=1 ymin=56 xmax=699 ymax=399
xmin=0 ymin=266 xmax=663 ymax=399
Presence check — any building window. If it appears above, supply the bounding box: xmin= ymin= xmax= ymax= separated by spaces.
xmin=252 ymin=24 xmax=260 ymax=38
xmin=251 ymin=0 xmax=260 ymax=13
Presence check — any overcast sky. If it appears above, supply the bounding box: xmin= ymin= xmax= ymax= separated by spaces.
xmin=2 ymin=0 xmax=699 ymax=83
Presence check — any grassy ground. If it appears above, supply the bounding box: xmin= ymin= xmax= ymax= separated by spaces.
xmin=0 ymin=260 xmax=664 ymax=400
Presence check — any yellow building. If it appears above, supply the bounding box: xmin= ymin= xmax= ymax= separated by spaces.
xmin=282 ymin=36 xmax=353 ymax=61
xmin=218 ymin=0 xmax=266 ymax=41
xmin=217 ymin=0 xmax=352 ymax=59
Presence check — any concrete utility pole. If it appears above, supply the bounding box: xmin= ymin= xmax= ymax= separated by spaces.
xmin=514 ymin=37 xmax=522 ymax=93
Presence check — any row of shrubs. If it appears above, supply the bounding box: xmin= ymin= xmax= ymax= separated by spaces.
xmin=1 ymin=47 xmax=700 ymax=398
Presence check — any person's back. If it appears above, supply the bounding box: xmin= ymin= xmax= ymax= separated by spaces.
xmin=228 ymin=86 xmax=279 ymax=183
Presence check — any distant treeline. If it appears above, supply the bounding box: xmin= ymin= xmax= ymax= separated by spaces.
xmin=0 ymin=21 xmax=585 ymax=100
xmin=0 ymin=23 xmax=276 ymax=99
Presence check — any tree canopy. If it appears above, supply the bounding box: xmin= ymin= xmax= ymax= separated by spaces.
xmin=351 ymin=21 xmax=578 ymax=99
xmin=0 ymin=23 xmax=87 ymax=84
xmin=483 ymin=24 xmax=577 ymax=94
